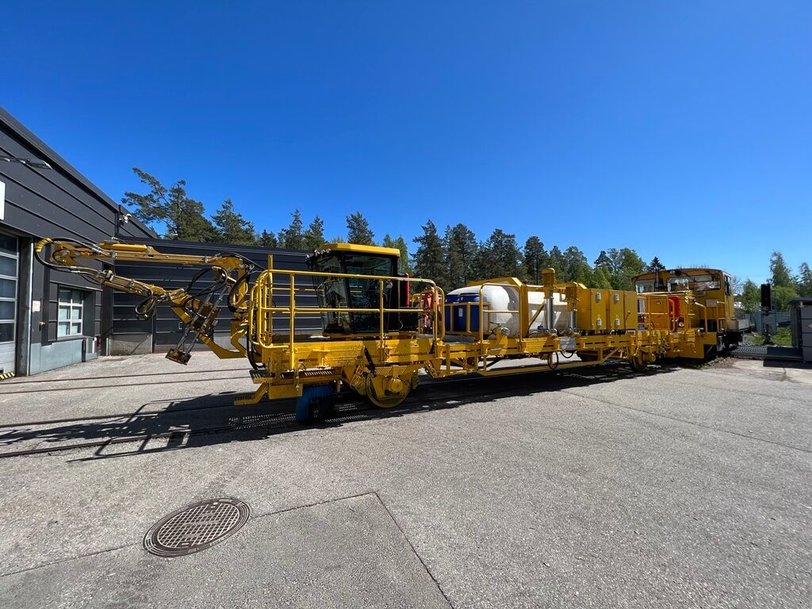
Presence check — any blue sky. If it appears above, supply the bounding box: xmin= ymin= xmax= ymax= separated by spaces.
xmin=4 ymin=1 xmax=811 ymax=283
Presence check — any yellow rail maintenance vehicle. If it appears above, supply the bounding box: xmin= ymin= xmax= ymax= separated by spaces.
xmin=633 ymin=267 xmax=743 ymax=356
xmin=35 ymin=238 xmax=740 ymax=423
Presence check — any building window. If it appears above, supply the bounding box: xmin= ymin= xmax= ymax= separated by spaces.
xmin=57 ymin=287 xmax=85 ymax=338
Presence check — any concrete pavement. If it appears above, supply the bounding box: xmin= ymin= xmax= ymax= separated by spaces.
xmin=0 ymin=353 xmax=809 ymax=608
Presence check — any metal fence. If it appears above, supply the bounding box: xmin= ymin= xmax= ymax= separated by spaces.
xmin=752 ymin=311 xmax=791 ymax=334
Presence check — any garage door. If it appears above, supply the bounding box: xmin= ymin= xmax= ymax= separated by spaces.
xmin=0 ymin=234 xmax=17 ymax=375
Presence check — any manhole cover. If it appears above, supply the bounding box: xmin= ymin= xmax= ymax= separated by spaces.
xmin=144 ymin=498 xmax=250 ymax=557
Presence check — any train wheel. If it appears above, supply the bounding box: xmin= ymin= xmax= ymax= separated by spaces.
xmin=365 ymin=374 xmax=413 ymax=409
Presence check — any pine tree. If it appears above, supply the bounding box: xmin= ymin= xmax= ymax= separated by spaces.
xmin=475 ymin=229 xmax=522 ymax=279
xmin=769 ymin=251 xmax=793 ymax=288
xmin=346 ymin=212 xmax=375 ymax=245
xmin=522 ymin=236 xmax=546 ymax=283
xmin=175 ymin=207 xmax=219 ymax=242
xmin=393 ymin=236 xmax=412 ymax=274
xmin=562 ymin=246 xmax=591 ymax=285
xmin=412 ymin=220 xmax=447 ymax=288
xmin=382 ymin=234 xmax=412 ymax=274
xmin=257 ymin=230 xmax=278 ymax=248
xmin=798 ymin=262 xmax=812 ymax=297
xmin=279 ymin=210 xmax=305 ymax=249
xmin=594 ymin=250 xmax=611 ymax=268
xmin=212 ymin=199 xmax=256 ymax=244
xmin=646 ymin=256 xmax=665 ymax=272
xmin=122 ymin=168 xmax=217 ymax=241
xmin=303 ymin=216 xmax=325 ymax=252
xmin=547 ymin=246 xmax=565 ymax=277
xmin=445 ymin=224 xmax=479 ymax=288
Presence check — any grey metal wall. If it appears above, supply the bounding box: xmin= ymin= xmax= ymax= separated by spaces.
xmin=0 ymin=107 xmax=155 ymax=375
xmin=789 ymin=298 xmax=812 ymax=363
xmin=110 ymin=238 xmax=321 ymax=356
xmin=803 ymin=307 xmax=812 ymax=364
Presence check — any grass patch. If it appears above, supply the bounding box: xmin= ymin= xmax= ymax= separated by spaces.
xmin=751 ymin=327 xmax=793 ymax=347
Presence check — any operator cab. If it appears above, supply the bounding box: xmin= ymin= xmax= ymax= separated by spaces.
xmin=633 ymin=267 xmax=739 ymax=343
xmin=306 ymin=243 xmax=418 ymax=335
xmin=634 ymin=268 xmax=730 ymax=298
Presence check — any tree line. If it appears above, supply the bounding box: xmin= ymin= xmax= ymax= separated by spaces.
xmin=122 ymin=169 xmax=810 ymax=304
xmin=738 ymin=252 xmax=812 ymax=312
xmin=410 ymin=220 xmax=658 ymax=292
xmin=122 ymin=168 xmax=406 ymax=255
xmin=122 ymin=169 xmax=660 ymax=291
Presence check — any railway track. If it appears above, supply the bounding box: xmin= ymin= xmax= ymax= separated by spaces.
xmin=0 ymin=363 xmax=647 ymax=460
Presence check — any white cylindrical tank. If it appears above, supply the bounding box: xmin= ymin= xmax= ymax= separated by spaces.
xmin=446 ymin=284 xmax=520 ymax=336
xmin=446 ymin=284 xmax=570 ymax=337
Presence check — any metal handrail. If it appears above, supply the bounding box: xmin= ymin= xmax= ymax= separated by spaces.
xmin=248 ymin=267 xmax=442 ymax=352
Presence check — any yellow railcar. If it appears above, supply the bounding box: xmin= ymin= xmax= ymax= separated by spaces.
xmin=36 ymin=239 xmax=740 ymax=423
xmin=632 ymin=268 xmax=743 ymax=356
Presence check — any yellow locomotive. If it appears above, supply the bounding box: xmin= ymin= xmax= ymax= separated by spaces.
xmin=632 ymin=267 xmax=743 ymax=356
xmin=36 ymin=238 xmax=741 ymax=423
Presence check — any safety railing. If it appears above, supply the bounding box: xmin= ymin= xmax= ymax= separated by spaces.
xmin=636 ymin=294 xmax=680 ymax=332
xmin=247 ymin=267 xmax=443 ymax=364
xmin=693 ymin=301 xmax=709 ymax=333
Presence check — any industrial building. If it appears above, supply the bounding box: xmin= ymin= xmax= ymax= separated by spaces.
xmin=0 ymin=107 xmax=155 ymax=377
xmin=1 ymin=108 xmax=314 ymax=378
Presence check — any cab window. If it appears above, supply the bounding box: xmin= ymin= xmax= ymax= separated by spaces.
xmin=668 ymin=277 xmax=690 ymax=292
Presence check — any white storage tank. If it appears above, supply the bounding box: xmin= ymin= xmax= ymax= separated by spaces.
xmin=445 ymin=284 xmax=520 ymax=335
xmin=445 ymin=284 xmax=569 ymax=337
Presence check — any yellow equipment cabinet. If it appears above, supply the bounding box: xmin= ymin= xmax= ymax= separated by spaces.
xmin=591 ymin=289 xmax=608 ymax=332
xmin=608 ymin=290 xmax=636 ymax=332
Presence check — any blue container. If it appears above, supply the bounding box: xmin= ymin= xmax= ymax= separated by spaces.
xmin=444 ymin=294 xmax=480 ymax=333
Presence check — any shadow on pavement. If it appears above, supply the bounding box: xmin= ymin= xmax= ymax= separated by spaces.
xmin=760 ymin=358 xmax=811 ymax=369
xmin=0 ymin=363 xmax=678 ymax=461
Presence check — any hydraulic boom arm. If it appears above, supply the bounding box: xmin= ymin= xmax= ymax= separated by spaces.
xmin=35 ymin=238 xmax=256 ymax=363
